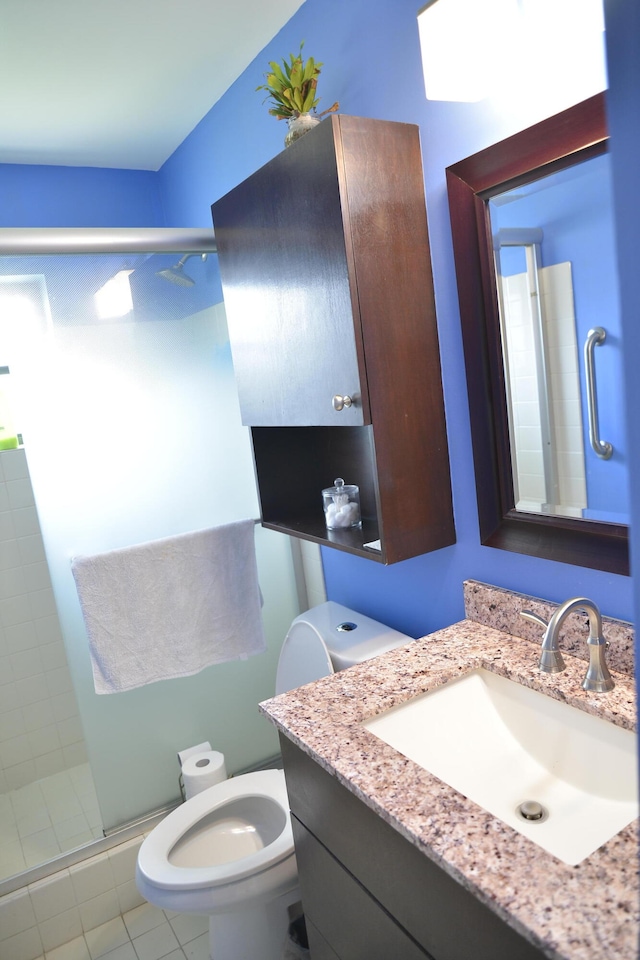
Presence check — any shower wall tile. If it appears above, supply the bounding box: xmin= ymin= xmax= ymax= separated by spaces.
xmin=12 ymin=507 xmax=40 ymax=538
xmin=52 ymin=693 xmax=79 ymax=723
xmin=30 ymin=872 xmax=76 ymax=922
xmin=0 ymin=449 xmax=83 ymax=791
xmin=2 ymin=450 xmax=29 ymax=481
xmin=0 ymin=887 xmax=37 ymax=937
xmin=0 ymin=511 xmax=16 ymax=539
xmin=41 ymin=642 xmax=71 ymax=672
xmin=5 ymin=622 xmax=39 ymax=654
xmin=18 ymin=536 xmax=46 ymax=566
xmin=0 ymin=835 xmax=147 ymax=960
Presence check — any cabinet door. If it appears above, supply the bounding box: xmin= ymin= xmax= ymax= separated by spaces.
xmin=292 ymin=817 xmax=433 ymax=960
xmin=212 ymin=117 xmax=367 ymax=427
xmin=282 ymin=737 xmax=544 ymax=960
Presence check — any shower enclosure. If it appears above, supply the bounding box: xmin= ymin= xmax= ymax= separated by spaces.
xmin=0 ymin=230 xmax=301 ymax=890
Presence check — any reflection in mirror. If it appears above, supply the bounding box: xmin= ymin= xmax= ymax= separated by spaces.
xmin=446 ymin=92 xmax=629 ymax=575
xmin=489 ymin=152 xmax=627 ymax=525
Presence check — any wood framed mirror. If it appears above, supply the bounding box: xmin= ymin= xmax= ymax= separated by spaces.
xmin=446 ymin=93 xmax=629 ymax=576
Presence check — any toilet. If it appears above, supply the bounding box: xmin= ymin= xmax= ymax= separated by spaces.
xmin=136 ymin=601 xmax=411 ymax=960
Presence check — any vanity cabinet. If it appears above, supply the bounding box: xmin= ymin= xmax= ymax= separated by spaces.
xmin=212 ymin=115 xmax=455 ymax=564
xmin=280 ymin=736 xmax=544 ymax=960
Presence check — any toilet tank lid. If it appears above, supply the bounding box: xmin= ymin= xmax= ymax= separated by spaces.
xmin=275 ymin=600 xmax=412 ymax=695
xmin=315 ymin=601 xmax=412 ymax=670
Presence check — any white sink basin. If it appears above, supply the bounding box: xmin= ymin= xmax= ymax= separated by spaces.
xmin=363 ymin=668 xmax=638 ymax=865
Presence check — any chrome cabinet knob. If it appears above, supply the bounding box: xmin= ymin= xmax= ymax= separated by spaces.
xmin=332 ymin=394 xmax=353 ymax=412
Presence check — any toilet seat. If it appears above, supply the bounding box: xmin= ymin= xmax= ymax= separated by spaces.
xmin=136 ymin=769 xmax=293 ymax=892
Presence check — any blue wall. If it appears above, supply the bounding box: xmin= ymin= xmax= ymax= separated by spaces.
xmin=0 ymin=164 xmax=164 ymax=227
xmin=604 ymin=0 xmax=640 ymax=665
xmin=158 ymin=0 xmax=635 ymax=637
xmin=0 ymin=0 xmax=636 ymax=643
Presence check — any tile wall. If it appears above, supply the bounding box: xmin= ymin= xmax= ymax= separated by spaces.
xmin=0 ymin=763 xmax=102 ymax=880
xmin=501 ymin=263 xmax=587 ymax=517
xmin=0 ymin=447 xmax=86 ymax=794
xmin=0 ymin=834 xmax=209 ymax=960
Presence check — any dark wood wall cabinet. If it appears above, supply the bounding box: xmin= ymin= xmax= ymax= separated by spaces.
xmin=212 ymin=115 xmax=455 ymax=564
xmin=281 ymin=736 xmax=544 ymax=960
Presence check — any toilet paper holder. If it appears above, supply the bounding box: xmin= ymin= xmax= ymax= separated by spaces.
xmin=177 ymin=741 xmax=212 ymax=802
xmin=177 ymin=742 xmax=227 ymax=801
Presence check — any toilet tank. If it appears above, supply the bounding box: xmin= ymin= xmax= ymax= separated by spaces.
xmin=275 ymin=601 xmax=412 ymax=695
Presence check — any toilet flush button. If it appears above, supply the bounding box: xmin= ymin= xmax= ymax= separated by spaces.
xmin=337 ymin=622 xmax=358 ymax=632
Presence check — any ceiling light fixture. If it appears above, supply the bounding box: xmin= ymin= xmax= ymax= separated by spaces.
xmin=417 ymin=0 xmax=516 ymax=102
xmin=417 ymin=0 xmax=606 ymax=103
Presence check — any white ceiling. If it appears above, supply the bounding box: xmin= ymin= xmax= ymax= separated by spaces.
xmin=0 ymin=0 xmax=305 ymax=171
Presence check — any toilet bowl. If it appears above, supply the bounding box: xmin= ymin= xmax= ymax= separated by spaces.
xmin=136 ymin=769 xmax=296 ymax=915
xmin=136 ymin=601 xmax=411 ymax=960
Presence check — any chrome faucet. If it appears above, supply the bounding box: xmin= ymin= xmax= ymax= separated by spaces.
xmin=521 ymin=597 xmax=614 ymax=693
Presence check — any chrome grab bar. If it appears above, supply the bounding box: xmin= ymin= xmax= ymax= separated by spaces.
xmin=584 ymin=326 xmax=613 ymax=460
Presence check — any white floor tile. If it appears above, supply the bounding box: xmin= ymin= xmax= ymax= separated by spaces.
xmin=131 ymin=923 xmax=180 ymax=960
xmin=85 ymin=917 xmax=129 ymax=959
xmin=10 ymin=782 xmax=44 ymax=817
xmin=99 ymin=946 xmax=137 ymax=960
xmin=48 ymin=800 xmax=85 ymax=826
xmin=22 ymin=828 xmax=61 ymax=867
xmin=122 ymin=904 xmax=167 ymax=940
xmin=0 ymin=838 xmax=27 ymax=876
xmin=166 ymin=915 xmax=208 ymax=947
xmin=16 ymin=808 xmax=53 ymax=839
xmin=44 ymin=935 xmax=90 ymax=960
xmin=0 ymin=818 xmax=20 ymax=844
xmin=181 ymin=933 xmax=209 ymax=960
xmin=53 ymin=815 xmax=90 ymax=843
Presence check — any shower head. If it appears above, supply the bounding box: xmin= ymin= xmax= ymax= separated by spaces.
xmin=156 ymin=253 xmax=207 ymax=286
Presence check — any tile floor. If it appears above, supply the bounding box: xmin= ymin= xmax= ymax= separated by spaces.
xmin=38 ymin=902 xmax=209 ymax=960
xmin=0 ymin=763 xmax=103 ymax=882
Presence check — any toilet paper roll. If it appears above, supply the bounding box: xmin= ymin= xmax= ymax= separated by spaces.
xmin=177 ymin=741 xmax=212 ymax=767
xmin=182 ymin=750 xmax=227 ymax=799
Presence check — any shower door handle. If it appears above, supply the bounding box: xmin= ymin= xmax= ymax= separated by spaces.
xmin=584 ymin=327 xmax=613 ymax=460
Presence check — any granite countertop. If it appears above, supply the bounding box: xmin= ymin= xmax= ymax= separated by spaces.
xmin=260 ymin=616 xmax=638 ymax=960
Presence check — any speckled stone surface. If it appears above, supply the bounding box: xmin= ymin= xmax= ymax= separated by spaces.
xmin=464 ymin=579 xmax=636 ymax=677
xmin=261 ymin=611 xmax=638 ymax=960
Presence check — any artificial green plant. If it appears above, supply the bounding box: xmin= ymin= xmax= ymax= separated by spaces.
xmin=256 ymin=42 xmax=338 ymax=120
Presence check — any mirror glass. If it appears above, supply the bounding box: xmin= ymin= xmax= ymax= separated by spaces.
xmin=488 ymin=151 xmax=627 ymax=525
xmin=446 ymin=93 xmax=629 ymax=575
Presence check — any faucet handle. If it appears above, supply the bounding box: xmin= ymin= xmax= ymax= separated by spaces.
xmin=520 ymin=610 xmax=548 ymax=630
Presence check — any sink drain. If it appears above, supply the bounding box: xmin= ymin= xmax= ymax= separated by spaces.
xmin=516 ymin=800 xmax=548 ymax=823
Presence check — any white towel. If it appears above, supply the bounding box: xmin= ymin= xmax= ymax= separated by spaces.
xmin=71 ymin=520 xmax=266 ymax=695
